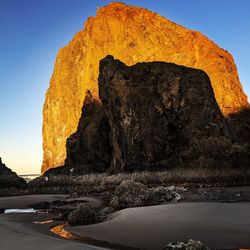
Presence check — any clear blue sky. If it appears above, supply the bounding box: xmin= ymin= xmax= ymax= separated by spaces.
xmin=0 ymin=0 xmax=249 ymax=174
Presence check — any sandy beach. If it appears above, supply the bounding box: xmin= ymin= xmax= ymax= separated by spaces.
xmin=0 ymin=213 xmax=107 ymax=250
xmin=0 ymin=194 xmax=107 ymax=250
xmin=66 ymin=202 xmax=250 ymax=250
xmin=1 ymin=195 xmax=250 ymax=250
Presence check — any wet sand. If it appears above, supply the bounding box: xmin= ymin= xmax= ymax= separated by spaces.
xmin=1 ymin=194 xmax=250 ymax=250
xmin=0 ymin=213 xmax=107 ymax=250
xmin=0 ymin=194 xmax=107 ymax=250
xmin=0 ymin=194 xmax=67 ymax=209
xmin=66 ymin=202 xmax=250 ymax=250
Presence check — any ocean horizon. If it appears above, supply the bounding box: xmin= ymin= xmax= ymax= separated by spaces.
xmin=19 ymin=174 xmax=40 ymax=183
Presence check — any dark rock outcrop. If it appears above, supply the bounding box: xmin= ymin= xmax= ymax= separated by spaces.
xmin=65 ymin=90 xmax=111 ymax=173
xmin=0 ymin=158 xmax=26 ymax=188
xmin=227 ymin=108 xmax=250 ymax=145
xmin=98 ymin=56 xmax=231 ymax=172
xmin=226 ymin=108 xmax=250 ymax=168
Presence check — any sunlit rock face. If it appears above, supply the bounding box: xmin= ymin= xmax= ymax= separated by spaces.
xmin=42 ymin=2 xmax=248 ymax=173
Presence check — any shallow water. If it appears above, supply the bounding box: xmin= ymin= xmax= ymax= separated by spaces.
xmin=4 ymin=208 xmax=38 ymax=213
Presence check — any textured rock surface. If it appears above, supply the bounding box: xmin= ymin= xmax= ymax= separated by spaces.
xmin=99 ymin=56 xmax=231 ymax=171
xmin=42 ymin=2 xmax=248 ymax=172
xmin=227 ymin=108 xmax=250 ymax=145
xmin=0 ymin=158 xmax=26 ymax=188
xmin=65 ymin=90 xmax=111 ymax=173
xmin=68 ymin=204 xmax=96 ymax=226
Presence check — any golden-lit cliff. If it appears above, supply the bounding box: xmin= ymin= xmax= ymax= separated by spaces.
xmin=42 ymin=2 xmax=248 ymax=173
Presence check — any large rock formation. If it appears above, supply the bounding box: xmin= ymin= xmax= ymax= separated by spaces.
xmin=42 ymin=2 xmax=248 ymax=173
xmin=46 ymin=57 xmax=234 ymax=175
xmin=98 ymin=56 xmax=231 ymax=171
xmin=0 ymin=158 xmax=26 ymax=188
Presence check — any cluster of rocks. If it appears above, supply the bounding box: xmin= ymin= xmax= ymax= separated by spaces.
xmin=45 ymin=56 xmax=250 ymax=176
xmin=28 ymin=195 xmax=106 ymax=225
xmin=108 ymin=180 xmax=186 ymax=209
xmin=0 ymin=157 xmax=26 ymax=189
xmin=66 ymin=181 xmax=187 ymax=225
xmin=67 ymin=202 xmax=116 ymax=226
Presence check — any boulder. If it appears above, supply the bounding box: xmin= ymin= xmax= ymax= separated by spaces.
xmin=109 ymin=180 xmax=149 ymax=208
xmin=68 ymin=204 xmax=96 ymax=226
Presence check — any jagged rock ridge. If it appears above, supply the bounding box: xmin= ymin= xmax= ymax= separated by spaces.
xmin=42 ymin=2 xmax=248 ymax=173
xmin=0 ymin=157 xmax=26 ymax=188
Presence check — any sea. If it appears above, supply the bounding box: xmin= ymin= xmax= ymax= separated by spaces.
xmin=19 ymin=174 xmax=40 ymax=183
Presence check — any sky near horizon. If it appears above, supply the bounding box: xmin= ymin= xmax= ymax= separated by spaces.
xmin=0 ymin=0 xmax=250 ymax=175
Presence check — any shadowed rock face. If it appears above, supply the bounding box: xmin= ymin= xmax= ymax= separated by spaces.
xmin=65 ymin=91 xmax=111 ymax=173
xmin=227 ymin=108 xmax=250 ymax=145
xmin=98 ymin=56 xmax=231 ymax=171
xmin=0 ymin=158 xmax=26 ymax=188
xmin=42 ymin=2 xmax=248 ymax=173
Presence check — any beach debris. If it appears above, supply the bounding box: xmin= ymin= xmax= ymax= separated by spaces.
xmin=34 ymin=220 xmax=53 ymax=224
xmin=165 ymin=239 xmax=210 ymax=250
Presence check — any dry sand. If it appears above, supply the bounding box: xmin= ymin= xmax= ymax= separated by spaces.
xmin=66 ymin=202 xmax=250 ymax=250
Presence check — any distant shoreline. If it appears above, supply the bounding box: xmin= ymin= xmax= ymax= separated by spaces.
xmin=19 ymin=174 xmax=40 ymax=183
xmin=19 ymin=174 xmax=40 ymax=177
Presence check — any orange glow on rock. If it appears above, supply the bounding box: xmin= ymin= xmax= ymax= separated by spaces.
xmin=42 ymin=2 xmax=249 ymax=173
